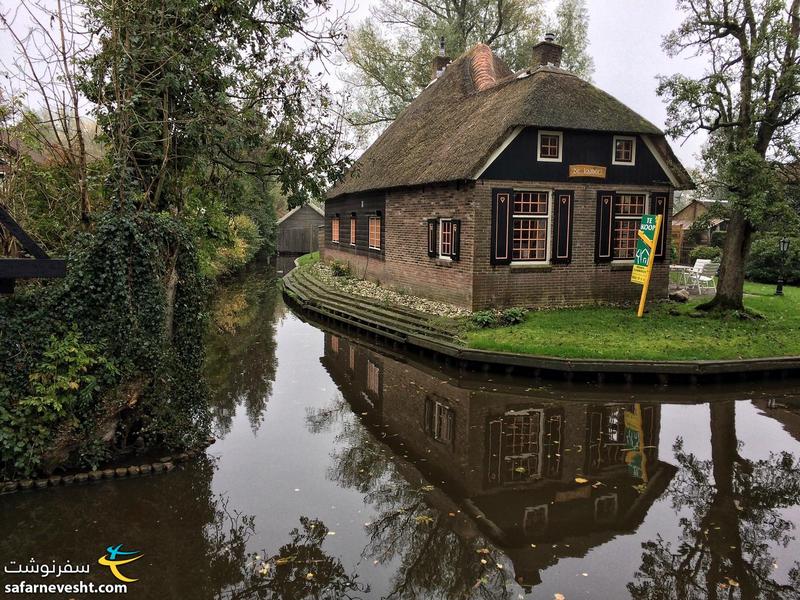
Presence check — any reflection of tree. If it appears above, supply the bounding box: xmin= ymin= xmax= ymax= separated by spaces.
xmin=217 ymin=516 xmax=368 ymax=600
xmin=628 ymin=402 xmax=800 ymax=599
xmin=206 ymin=263 xmax=280 ymax=435
xmin=308 ymin=399 xmax=515 ymax=600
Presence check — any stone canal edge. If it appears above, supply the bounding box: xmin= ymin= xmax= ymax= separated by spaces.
xmin=281 ymin=266 xmax=800 ymax=386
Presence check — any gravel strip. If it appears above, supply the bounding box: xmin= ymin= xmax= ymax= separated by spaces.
xmin=310 ymin=264 xmax=469 ymax=319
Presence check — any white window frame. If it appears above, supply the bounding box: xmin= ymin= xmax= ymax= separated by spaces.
xmin=431 ymin=400 xmax=454 ymax=443
xmin=523 ymin=504 xmax=549 ymax=534
xmin=368 ymin=216 xmax=381 ymax=250
xmin=611 ymin=191 xmax=649 ymax=263
xmin=537 ymin=130 xmax=563 ymax=163
xmin=612 ymin=135 xmax=636 ymax=166
xmin=437 ymin=218 xmax=453 ymax=260
xmin=511 ymin=189 xmax=553 ymax=264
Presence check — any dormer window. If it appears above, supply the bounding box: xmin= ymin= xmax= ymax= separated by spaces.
xmin=537 ymin=131 xmax=562 ymax=162
xmin=613 ymin=136 xmax=636 ymax=165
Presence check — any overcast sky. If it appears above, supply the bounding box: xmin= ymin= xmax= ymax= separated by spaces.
xmin=1 ymin=0 xmax=709 ymax=168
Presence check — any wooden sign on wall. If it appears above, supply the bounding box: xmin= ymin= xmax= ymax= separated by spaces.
xmin=569 ymin=164 xmax=607 ymax=178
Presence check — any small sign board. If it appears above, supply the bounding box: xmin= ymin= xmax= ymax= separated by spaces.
xmin=630 ymin=214 xmax=663 ymax=317
xmin=569 ymin=164 xmax=607 ymax=178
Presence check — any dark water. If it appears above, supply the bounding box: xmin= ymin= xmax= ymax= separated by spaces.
xmin=3 ymin=263 xmax=800 ymax=599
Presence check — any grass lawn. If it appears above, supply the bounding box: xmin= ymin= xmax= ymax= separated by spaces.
xmin=465 ymin=282 xmax=800 ymax=361
xmin=295 ymin=251 xmax=319 ymax=267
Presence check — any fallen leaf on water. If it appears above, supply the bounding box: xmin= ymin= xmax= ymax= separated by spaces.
xmin=305 ymin=573 xmax=315 ymax=580
xmin=727 ymin=578 xmax=740 ymax=587
xmin=476 ymin=548 xmax=491 ymax=554
xmin=514 ymin=467 xmax=527 ymax=474
xmin=415 ymin=515 xmax=434 ymax=525
xmin=480 ymin=559 xmax=487 ymax=565
xmin=327 ymin=531 xmax=336 ymax=536
xmin=574 ymin=477 xmax=588 ymax=484
xmin=555 ymin=594 xmax=566 ymax=600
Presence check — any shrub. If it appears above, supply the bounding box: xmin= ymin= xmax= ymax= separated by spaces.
xmin=471 ymin=310 xmax=498 ymax=328
xmin=710 ymin=230 xmax=726 ymax=248
xmin=689 ymin=245 xmax=722 ymax=262
xmin=330 ymin=260 xmax=351 ymax=277
xmin=745 ymin=235 xmax=800 ymax=285
xmin=499 ymin=307 xmax=528 ymax=326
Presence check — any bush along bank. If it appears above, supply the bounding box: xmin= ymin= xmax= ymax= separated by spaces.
xmin=0 ymin=211 xmax=211 ymax=482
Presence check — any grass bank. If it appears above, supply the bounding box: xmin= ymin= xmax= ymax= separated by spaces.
xmin=466 ymin=282 xmax=800 ymax=361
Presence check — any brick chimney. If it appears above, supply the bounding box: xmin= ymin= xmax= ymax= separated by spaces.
xmin=531 ymin=32 xmax=563 ymax=68
xmin=432 ymin=36 xmax=451 ymax=79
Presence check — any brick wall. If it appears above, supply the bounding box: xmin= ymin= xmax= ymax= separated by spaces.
xmin=470 ymin=179 xmax=673 ymax=310
xmin=323 ymin=180 xmax=673 ymax=311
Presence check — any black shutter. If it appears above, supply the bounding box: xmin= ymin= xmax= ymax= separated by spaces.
xmin=595 ymin=191 xmax=615 ymax=263
xmin=491 ymin=189 xmax=513 ymax=265
xmin=427 ymin=219 xmax=438 ymax=257
xmin=423 ymin=397 xmax=433 ymax=433
xmin=451 ymin=219 xmax=461 ymax=260
xmin=552 ymin=191 xmax=574 ymax=264
xmin=651 ymin=193 xmax=669 ymax=262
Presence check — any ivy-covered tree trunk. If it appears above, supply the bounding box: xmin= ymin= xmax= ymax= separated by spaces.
xmin=699 ymin=211 xmax=753 ymax=312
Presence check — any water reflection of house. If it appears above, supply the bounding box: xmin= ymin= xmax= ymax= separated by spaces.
xmin=320 ymin=332 xmax=677 ymax=590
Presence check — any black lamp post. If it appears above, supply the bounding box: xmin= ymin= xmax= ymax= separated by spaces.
xmin=776 ymin=237 xmax=790 ymax=296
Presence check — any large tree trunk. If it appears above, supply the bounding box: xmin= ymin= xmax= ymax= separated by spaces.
xmin=697 ymin=210 xmax=753 ymax=312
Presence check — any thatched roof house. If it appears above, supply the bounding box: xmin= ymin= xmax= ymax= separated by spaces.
xmin=322 ymin=36 xmax=693 ymax=310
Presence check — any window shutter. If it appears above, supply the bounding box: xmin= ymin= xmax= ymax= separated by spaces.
xmin=450 ymin=219 xmax=461 ymax=260
xmin=423 ymin=397 xmax=433 ymax=433
xmin=651 ymin=193 xmax=669 ymax=262
xmin=446 ymin=408 xmax=455 ymax=446
xmin=595 ymin=191 xmax=615 ymax=263
xmin=427 ymin=219 xmax=438 ymax=257
xmin=552 ymin=191 xmax=574 ymax=264
xmin=491 ymin=189 xmax=513 ymax=265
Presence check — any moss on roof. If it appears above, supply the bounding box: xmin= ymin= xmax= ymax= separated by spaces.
xmin=329 ymin=44 xmax=692 ymax=198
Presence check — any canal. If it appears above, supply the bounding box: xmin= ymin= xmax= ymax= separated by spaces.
xmin=2 ymin=262 xmax=800 ymax=599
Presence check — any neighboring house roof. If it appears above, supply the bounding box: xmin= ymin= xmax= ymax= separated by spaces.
xmin=0 ymin=137 xmax=50 ymax=167
xmin=672 ymin=198 xmax=729 ymax=229
xmin=328 ymin=43 xmax=693 ymax=199
xmin=276 ymin=202 xmax=324 ymax=225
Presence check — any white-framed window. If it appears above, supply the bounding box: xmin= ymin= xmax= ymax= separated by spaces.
xmin=368 ymin=216 xmax=381 ymax=250
xmin=613 ymin=192 xmax=647 ymax=260
xmin=424 ymin=397 xmax=455 ymax=445
xmin=438 ymin=218 xmax=453 ymax=259
xmin=349 ymin=215 xmax=356 ymax=245
xmin=594 ymin=493 xmax=619 ymax=523
xmin=537 ymin=130 xmax=562 ymax=162
xmin=523 ymin=504 xmax=549 ymax=534
xmin=612 ymin=136 xmax=636 ymax=166
xmin=512 ymin=190 xmax=552 ymax=263
xmin=331 ymin=216 xmax=340 ymax=243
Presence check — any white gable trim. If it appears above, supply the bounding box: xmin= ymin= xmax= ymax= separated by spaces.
xmin=472 ymin=126 xmax=524 ymax=179
xmin=276 ymin=202 xmax=324 ymax=225
xmin=641 ymin=135 xmax=680 ymax=188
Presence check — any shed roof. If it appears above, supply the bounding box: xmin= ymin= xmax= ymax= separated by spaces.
xmin=276 ymin=202 xmax=324 ymax=225
xmin=329 ymin=44 xmax=693 ymax=199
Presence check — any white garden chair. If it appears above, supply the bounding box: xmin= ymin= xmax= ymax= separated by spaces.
xmin=693 ymin=261 xmax=720 ymax=294
xmin=682 ymin=259 xmax=710 ymax=287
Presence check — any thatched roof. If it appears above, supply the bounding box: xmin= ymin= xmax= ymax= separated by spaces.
xmin=329 ymin=44 xmax=693 ymax=198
